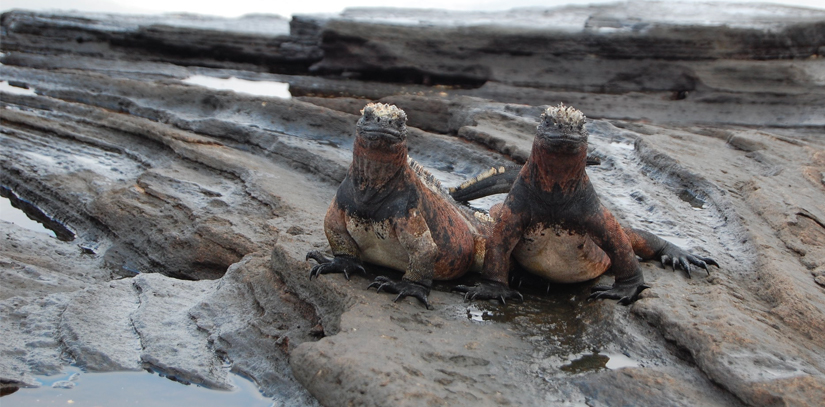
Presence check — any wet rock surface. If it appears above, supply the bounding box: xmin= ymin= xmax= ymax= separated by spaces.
xmin=1 ymin=2 xmax=824 ymax=406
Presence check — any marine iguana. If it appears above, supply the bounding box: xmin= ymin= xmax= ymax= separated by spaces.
xmin=306 ymin=103 xmax=491 ymax=308
xmin=452 ymin=104 xmax=718 ymax=304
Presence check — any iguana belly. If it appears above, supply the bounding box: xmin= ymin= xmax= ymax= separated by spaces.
xmin=513 ymin=224 xmax=611 ymax=283
xmin=347 ymin=217 xmax=409 ymax=271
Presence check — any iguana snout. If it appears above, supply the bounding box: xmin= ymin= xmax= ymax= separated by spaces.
xmin=357 ymin=102 xmax=408 ymax=143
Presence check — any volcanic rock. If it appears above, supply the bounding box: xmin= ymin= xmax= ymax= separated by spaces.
xmin=1 ymin=2 xmax=824 ymax=406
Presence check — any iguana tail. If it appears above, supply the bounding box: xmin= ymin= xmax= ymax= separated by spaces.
xmin=448 ymin=166 xmax=521 ymax=202
xmin=449 ymin=157 xmax=602 ymax=202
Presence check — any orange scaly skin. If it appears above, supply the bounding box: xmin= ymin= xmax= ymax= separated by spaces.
xmin=307 ymin=103 xmax=490 ymax=308
xmin=454 ymin=104 xmax=717 ymax=304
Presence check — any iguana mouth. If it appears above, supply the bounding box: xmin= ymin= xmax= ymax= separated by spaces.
xmin=358 ymin=124 xmax=405 ymax=142
xmin=538 ymin=132 xmax=587 ymax=143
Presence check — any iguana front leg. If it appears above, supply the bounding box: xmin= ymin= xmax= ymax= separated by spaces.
xmin=625 ymin=228 xmax=719 ymax=278
xmin=453 ymin=201 xmax=524 ymax=304
xmin=584 ymin=206 xmax=650 ymax=305
xmin=307 ymin=199 xmax=365 ymax=280
xmin=367 ymin=208 xmax=435 ymax=308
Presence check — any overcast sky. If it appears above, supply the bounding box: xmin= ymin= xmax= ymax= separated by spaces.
xmin=2 ymin=0 xmax=823 ymax=18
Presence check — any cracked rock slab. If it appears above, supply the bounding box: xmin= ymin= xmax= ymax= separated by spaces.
xmin=59 ymin=279 xmax=143 ymax=372
xmin=130 ymin=273 xmax=229 ymax=389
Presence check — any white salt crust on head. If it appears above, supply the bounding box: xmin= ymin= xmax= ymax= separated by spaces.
xmin=361 ymin=102 xmax=408 ymax=122
xmin=538 ymin=103 xmax=587 ymax=135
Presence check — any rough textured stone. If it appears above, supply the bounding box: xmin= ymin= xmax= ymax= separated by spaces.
xmin=59 ymin=279 xmax=143 ymax=372
xmin=574 ymin=368 xmax=745 ymax=407
xmin=289 ymin=293 xmax=545 ymax=406
xmin=189 ymin=252 xmax=319 ymax=403
xmin=1 ymin=3 xmax=824 ymax=407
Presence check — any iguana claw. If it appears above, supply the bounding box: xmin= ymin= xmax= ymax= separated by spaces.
xmin=451 ymin=281 xmax=523 ymax=305
xmin=658 ymin=243 xmax=719 ymax=278
xmin=368 ymin=276 xmax=432 ymax=309
xmin=306 ymin=251 xmax=365 ymax=280
xmin=589 ymin=283 xmax=650 ymax=305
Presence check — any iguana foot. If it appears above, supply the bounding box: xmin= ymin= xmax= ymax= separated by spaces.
xmin=658 ymin=243 xmax=719 ymax=278
xmin=451 ymin=281 xmax=524 ymax=305
xmin=367 ymin=276 xmax=432 ymax=309
xmin=306 ymin=251 xmax=365 ymax=280
xmin=589 ymin=283 xmax=650 ymax=305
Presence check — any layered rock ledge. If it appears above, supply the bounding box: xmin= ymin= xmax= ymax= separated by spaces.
xmin=1 ymin=2 xmax=824 ymax=406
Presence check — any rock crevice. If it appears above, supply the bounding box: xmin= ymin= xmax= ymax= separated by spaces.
xmin=2 ymin=3 xmax=824 ymax=406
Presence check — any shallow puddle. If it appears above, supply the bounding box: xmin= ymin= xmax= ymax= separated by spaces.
xmin=678 ymin=189 xmax=707 ymax=210
xmin=182 ymin=75 xmax=291 ymax=98
xmin=560 ymin=352 xmax=611 ymax=374
xmin=560 ymin=351 xmax=639 ymax=373
xmin=0 ymin=192 xmax=57 ymax=238
xmin=0 ymin=367 xmax=276 ymax=407
xmin=0 ymin=80 xmax=37 ymax=96
xmin=455 ymin=271 xmax=639 ymax=376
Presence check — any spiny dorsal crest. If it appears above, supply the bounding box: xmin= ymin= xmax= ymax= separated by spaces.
xmin=538 ymin=103 xmax=586 ymax=134
xmin=407 ymin=158 xmax=493 ymax=223
xmin=408 ymin=157 xmax=444 ymax=194
xmin=474 ymin=211 xmax=494 ymax=223
xmin=360 ymin=102 xmax=408 ymax=128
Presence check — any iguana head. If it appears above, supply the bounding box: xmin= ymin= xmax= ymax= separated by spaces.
xmin=537 ymin=103 xmax=588 ymax=146
xmin=357 ymin=103 xmax=408 ymax=146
